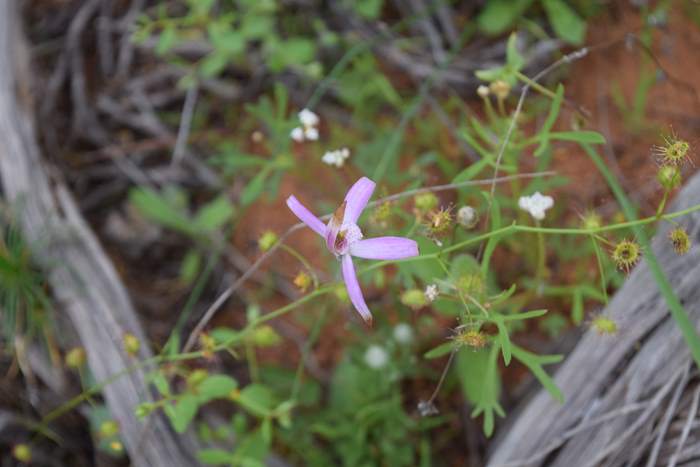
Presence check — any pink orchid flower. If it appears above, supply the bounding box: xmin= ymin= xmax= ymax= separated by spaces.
xmin=286 ymin=177 xmax=419 ymax=324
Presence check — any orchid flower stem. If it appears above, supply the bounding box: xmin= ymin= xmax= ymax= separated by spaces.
xmin=535 ymin=220 xmax=546 ymax=284
xmin=590 ymin=234 xmax=609 ymax=304
xmin=280 ymin=244 xmax=319 ymax=287
xmin=291 ymin=307 xmax=328 ymax=401
xmin=515 ymin=71 xmax=558 ymax=100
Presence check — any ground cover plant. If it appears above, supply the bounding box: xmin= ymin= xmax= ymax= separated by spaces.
xmin=2 ymin=0 xmax=700 ymax=466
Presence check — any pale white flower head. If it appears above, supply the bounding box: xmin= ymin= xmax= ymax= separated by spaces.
xmin=304 ymin=126 xmax=319 ymax=141
xmin=457 ymin=206 xmax=478 ymax=228
xmin=290 ymin=127 xmax=305 ymax=142
xmin=393 ymin=323 xmax=413 ymax=344
xmin=322 ymin=147 xmax=351 ymax=168
xmin=477 ymin=85 xmax=490 ymax=98
xmin=424 ymin=284 xmax=438 ymax=302
xmin=364 ymin=345 xmax=389 ymax=369
xmin=518 ymin=192 xmax=554 ymax=221
xmin=298 ymin=108 xmax=319 ymax=127
xmin=290 ymin=108 xmax=320 ymax=142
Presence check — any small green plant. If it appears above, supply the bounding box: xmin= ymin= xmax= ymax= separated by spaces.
xmin=0 ymin=214 xmax=52 ymax=349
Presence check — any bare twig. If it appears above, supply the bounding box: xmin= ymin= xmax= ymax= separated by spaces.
xmin=171 ymin=83 xmax=199 ymax=167
xmin=496 ymin=402 xmax=648 ymax=467
xmin=668 ymin=384 xmax=700 ymax=467
xmin=646 ymin=365 xmax=691 ymax=467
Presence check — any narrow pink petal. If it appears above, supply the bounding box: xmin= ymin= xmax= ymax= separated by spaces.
xmin=286 ymin=195 xmax=326 ymax=237
xmin=349 ymin=237 xmax=419 ymax=260
xmin=341 ymin=255 xmax=373 ymax=325
xmin=343 ymin=177 xmax=376 ymax=224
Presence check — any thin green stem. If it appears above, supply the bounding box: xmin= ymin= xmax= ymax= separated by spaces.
xmin=590 ymin=234 xmax=609 ymax=304
xmin=280 ymin=244 xmax=319 ymax=288
xmin=656 ymin=189 xmax=670 ymax=218
xmin=535 ymin=220 xmax=546 ymax=284
xmin=515 ymin=71 xmax=558 ymax=100
xmin=245 ymin=341 xmax=259 ymax=382
xmin=291 ymin=308 xmax=328 ymax=401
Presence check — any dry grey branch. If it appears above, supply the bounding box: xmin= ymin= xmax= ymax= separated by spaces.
xmin=0 ymin=2 xmax=200 ymax=465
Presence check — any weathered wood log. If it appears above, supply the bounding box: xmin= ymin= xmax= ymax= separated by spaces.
xmin=488 ymin=172 xmax=700 ymax=467
xmin=0 ymin=2 xmax=200 ymax=465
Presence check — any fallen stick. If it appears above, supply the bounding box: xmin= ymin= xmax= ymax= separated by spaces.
xmin=0 ymin=2 xmax=200 ymax=465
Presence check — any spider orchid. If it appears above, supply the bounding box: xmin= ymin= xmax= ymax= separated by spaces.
xmin=286 ymin=177 xmax=419 ymax=324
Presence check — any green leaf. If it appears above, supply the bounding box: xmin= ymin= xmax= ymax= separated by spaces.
xmin=493 ymin=316 xmax=512 ymax=365
xmin=355 ymin=0 xmax=383 ymax=19
xmin=490 ymin=284 xmax=517 ymax=306
xmin=240 ymin=166 xmax=272 ymax=206
xmin=549 ymin=131 xmax=606 ymax=144
xmin=156 ymin=24 xmax=177 ymax=55
xmin=500 ymin=309 xmax=548 ymax=321
xmin=452 ymin=157 xmax=490 ymax=184
xmin=210 ymin=327 xmax=240 ymax=345
xmin=208 ymin=22 xmax=245 ymax=54
xmin=237 ymin=384 xmax=277 ymax=417
xmin=542 ymin=0 xmax=586 ymax=45
xmin=475 ymin=66 xmax=506 ymax=83
xmin=199 ymin=51 xmax=230 ymax=78
xmin=241 ymin=15 xmax=274 ymax=39
xmin=179 ymin=250 xmax=201 ymax=284
xmin=505 ymin=33 xmax=524 ymax=71
xmin=151 ymin=372 xmax=171 ymax=397
xmin=458 ymin=345 xmax=503 ymax=437
xmin=172 ymin=395 xmax=199 ymax=433
xmin=424 ymin=341 xmax=456 ymax=359
xmin=198 ymin=375 xmax=238 ymax=402
xmin=198 ymin=448 xmax=233 ymax=465
xmin=193 ymin=196 xmax=234 ymax=231
xmin=129 ymin=187 xmax=194 ymax=235
xmin=511 ymin=344 xmax=564 ymax=402
xmin=477 ymin=0 xmax=535 ymax=35
xmin=571 ymin=289 xmax=584 ymax=324
xmin=268 ymin=38 xmax=315 ymax=71
xmin=211 ymin=149 xmax=267 ymax=171
xmin=535 ymin=84 xmax=565 ymax=157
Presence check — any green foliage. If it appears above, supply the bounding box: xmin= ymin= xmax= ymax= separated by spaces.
xmin=458 ymin=346 xmax=503 ymax=437
xmin=134 ymin=0 xmax=320 ymax=80
xmin=477 ymin=0 xmax=587 ymax=44
xmin=129 ymin=186 xmax=234 ymax=237
xmin=0 ymin=216 xmax=51 ymax=346
xmin=475 ymin=33 xmax=525 ymax=85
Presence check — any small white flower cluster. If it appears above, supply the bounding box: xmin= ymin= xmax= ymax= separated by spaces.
xmin=424 ymin=284 xmax=438 ymax=302
xmin=322 ymin=147 xmax=351 ymax=168
xmin=290 ymin=108 xmax=319 ymax=142
xmin=518 ymin=192 xmax=554 ymax=221
xmin=364 ymin=345 xmax=389 ymax=369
